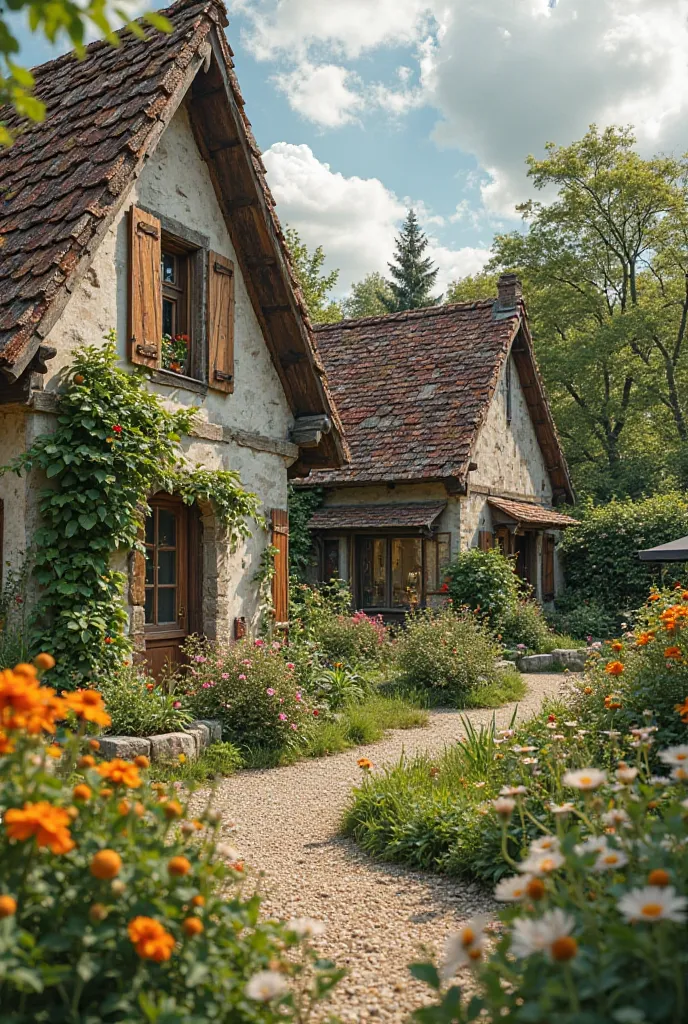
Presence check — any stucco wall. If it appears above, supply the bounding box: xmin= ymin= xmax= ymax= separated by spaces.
xmin=1 ymin=99 xmax=294 ymax=637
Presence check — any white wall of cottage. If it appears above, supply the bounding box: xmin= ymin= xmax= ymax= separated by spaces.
xmin=0 ymin=100 xmax=295 ymax=638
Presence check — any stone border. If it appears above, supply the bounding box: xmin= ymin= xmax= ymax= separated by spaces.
xmin=98 ymin=719 xmax=222 ymax=762
xmin=515 ymin=649 xmax=587 ymax=673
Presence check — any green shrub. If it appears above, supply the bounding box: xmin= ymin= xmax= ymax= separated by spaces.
xmin=312 ymin=611 xmax=387 ymax=667
xmin=98 ymin=666 xmax=192 ymax=736
xmin=287 ymin=484 xmax=323 ymax=579
xmin=150 ymin=741 xmax=244 ymax=783
xmin=500 ymin=600 xmax=553 ymax=652
xmin=0 ymin=659 xmax=341 ymax=1021
xmin=443 ymin=547 xmax=521 ymax=625
xmin=183 ymin=637 xmax=316 ymax=754
xmin=546 ymin=592 xmax=618 ymax=640
xmin=461 ymin=667 xmax=526 ymax=708
xmin=559 ymin=492 xmax=688 ymax=620
xmin=393 ymin=608 xmax=505 ymax=706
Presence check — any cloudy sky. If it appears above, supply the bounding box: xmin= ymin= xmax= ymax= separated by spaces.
xmin=13 ymin=0 xmax=688 ymax=296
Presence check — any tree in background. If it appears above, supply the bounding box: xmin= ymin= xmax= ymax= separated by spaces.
xmin=284 ymin=227 xmax=343 ymax=324
xmin=450 ymin=126 xmax=688 ymax=501
xmin=0 ymin=1 xmax=169 ymax=143
xmin=342 ymin=272 xmax=393 ymax=319
xmin=382 ymin=209 xmax=441 ymax=312
xmin=446 ymin=272 xmax=499 ymax=304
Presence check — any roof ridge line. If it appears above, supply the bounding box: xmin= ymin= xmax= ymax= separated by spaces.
xmin=314 ymin=298 xmax=503 ymax=332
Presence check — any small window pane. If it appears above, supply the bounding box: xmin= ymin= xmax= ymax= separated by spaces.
xmin=162 ymin=253 xmax=176 ymax=283
xmin=360 ymin=538 xmax=386 ymax=607
xmin=424 ymin=539 xmax=438 ymax=593
xmin=145 ymin=551 xmax=154 ymax=585
xmin=162 ymin=298 xmax=175 ymax=338
xmin=145 ymin=514 xmax=154 ymax=545
xmin=158 ymin=510 xmax=176 ymax=548
xmin=157 ymin=549 xmax=176 ymax=586
xmin=391 ymin=538 xmax=422 ymax=609
xmin=158 ymin=588 xmax=176 ymax=623
xmin=323 ymin=539 xmax=339 ymax=580
xmin=144 ymin=588 xmax=154 ymax=623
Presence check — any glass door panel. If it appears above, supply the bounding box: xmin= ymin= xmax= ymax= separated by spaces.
xmin=359 ymin=538 xmax=387 ymax=607
xmin=391 ymin=538 xmax=422 ymax=609
xmin=144 ymin=504 xmax=180 ymax=627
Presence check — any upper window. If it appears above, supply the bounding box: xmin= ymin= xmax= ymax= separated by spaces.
xmin=129 ymin=205 xmax=235 ymax=394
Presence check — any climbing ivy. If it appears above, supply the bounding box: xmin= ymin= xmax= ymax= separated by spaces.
xmin=287 ymin=483 xmax=323 ymax=579
xmin=3 ymin=336 xmax=260 ymax=687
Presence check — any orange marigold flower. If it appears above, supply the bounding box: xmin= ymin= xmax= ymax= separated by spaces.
xmin=0 ymin=731 xmax=15 ymax=755
xmin=675 ymin=698 xmax=688 ymax=724
xmin=682 ymin=592 xmax=688 ymax=602
xmin=164 ymin=800 xmax=183 ymax=820
xmin=73 ymin=784 xmax=92 ymax=802
xmin=88 ymin=739 xmax=100 ymax=751
xmin=648 ymin=593 xmax=661 ymax=602
xmin=191 ymin=894 xmax=205 ymax=907
xmin=637 ymin=632 xmax=655 ymax=646
xmin=665 ymin=646 xmax=682 ymax=659
xmin=133 ymin=755 xmax=149 ymax=769
xmin=90 ymin=849 xmax=122 ymax=880
xmin=182 ymin=916 xmax=204 ymax=938
xmin=610 ymin=641 xmax=624 ymax=653
xmin=583 ymin=686 xmax=593 ymax=695
xmin=99 ymin=788 xmax=114 ymax=798
xmin=34 ymin=653 xmax=55 ymax=671
xmin=605 ymin=661 xmax=624 ymax=677
xmin=0 ymin=895 xmax=17 ymax=917
xmin=64 ymin=689 xmax=111 ymax=728
xmin=127 ymin=916 xmax=175 ymax=962
xmin=78 ymin=754 xmax=96 ymax=769
xmin=167 ymin=856 xmax=191 ymax=877
xmin=46 ymin=744 xmax=62 ymax=759
xmin=0 ymin=668 xmax=67 ymax=734
xmin=4 ymin=801 xmax=74 ymax=854
xmin=357 ymin=757 xmax=373 ymax=770
xmin=96 ymin=758 xmax=142 ymax=789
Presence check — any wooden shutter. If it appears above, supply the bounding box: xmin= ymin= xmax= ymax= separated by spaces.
xmin=478 ymin=530 xmax=493 ymax=552
xmin=542 ymin=534 xmax=555 ymax=601
xmin=207 ymin=251 xmax=235 ymax=393
xmin=271 ymin=509 xmax=289 ymax=625
xmin=129 ymin=206 xmax=162 ymax=368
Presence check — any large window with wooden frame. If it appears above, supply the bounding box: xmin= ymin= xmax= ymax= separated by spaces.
xmin=356 ymin=534 xmax=450 ymax=611
xmin=129 ymin=205 xmax=235 ymax=393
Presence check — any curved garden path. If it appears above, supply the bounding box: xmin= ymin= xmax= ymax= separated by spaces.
xmin=202 ymin=675 xmax=564 ymax=1022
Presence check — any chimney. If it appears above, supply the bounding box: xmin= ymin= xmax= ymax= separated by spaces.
xmin=497 ymin=272 xmax=522 ymax=311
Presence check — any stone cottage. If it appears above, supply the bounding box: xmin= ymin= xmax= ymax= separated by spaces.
xmin=0 ymin=0 xmax=346 ymax=673
xmin=300 ymin=275 xmax=577 ymax=619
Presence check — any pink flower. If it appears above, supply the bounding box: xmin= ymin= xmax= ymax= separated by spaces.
xmin=279 ymin=713 xmax=287 ymax=721
xmin=194 ymin=655 xmax=207 ymax=663
xmin=279 ymin=697 xmax=284 ymax=704
xmin=238 ymin=674 xmax=247 ymax=681
xmin=221 ymin=672 xmax=229 ymax=679
xmin=291 ymin=723 xmax=298 ymax=731
xmin=266 ymin=687 xmax=276 ymax=696
xmin=202 ymin=682 xmax=211 ymax=689
xmin=173 ymin=701 xmax=182 ymax=709
xmin=255 ymin=639 xmax=265 ymax=648
xmin=295 ymin=692 xmax=302 ymax=702
xmin=242 ymin=660 xmax=252 ymax=667
xmin=272 ymin=641 xmax=281 ymax=650
xmin=286 ymin=662 xmax=295 ymax=670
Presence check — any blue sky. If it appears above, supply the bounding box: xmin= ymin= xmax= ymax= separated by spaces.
xmin=10 ymin=0 xmax=688 ymax=296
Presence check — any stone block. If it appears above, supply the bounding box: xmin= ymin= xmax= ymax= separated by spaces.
xmin=551 ymin=648 xmax=587 ymax=671
xmin=196 ymin=719 xmax=222 ymax=743
xmin=185 ymin=721 xmax=211 ymax=755
xmin=148 ymin=731 xmax=197 ymax=763
xmin=516 ymin=653 xmax=554 ymax=672
xmin=99 ymin=736 xmax=151 ymax=760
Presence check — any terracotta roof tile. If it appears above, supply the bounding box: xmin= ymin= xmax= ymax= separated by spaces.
xmin=309 ymin=502 xmax=447 ymax=531
xmin=487 ymin=497 xmax=578 ymax=528
xmin=308 ymin=303 xmax=520 ymax=486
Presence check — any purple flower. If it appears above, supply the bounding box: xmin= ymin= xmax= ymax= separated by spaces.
xmin=238 ymin=674 xmax=247 ymax=681
xmin=279 ymin=713 xmax=287 ymax=721
xmin=266 ymin=687 xmax=276 ymax=696
xmin=516 ymin=644 xmax=526 ymax=650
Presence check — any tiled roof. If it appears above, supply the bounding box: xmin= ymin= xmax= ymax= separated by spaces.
xmin=488 ymin=497 xmax=578 ymax=528
xmin=309 ymin=502 xmax=447 ymax=531
xmin=307 ymin=302 xmax=521 ymax=486
xmin=0 ymin=0 xmax=347 ymax=469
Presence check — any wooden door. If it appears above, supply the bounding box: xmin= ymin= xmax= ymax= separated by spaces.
xmin=144 ymin=495 xmax=189 ymax=677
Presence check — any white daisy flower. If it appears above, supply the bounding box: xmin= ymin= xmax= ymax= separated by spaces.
xmin=574 ymin=836 xmax=609 ymax=858
xmin=440 ymin=917 xmax=487 ymax=978
xmin=618 ymin=885 xmax=688 ymax=924
xmin=562 ymin=768 xmax=607 ymax=791
xmin=564 ymin=721 xmax=579 ymax=728
xmin=601 ymin=809 xmax=630 ymax=827
xmin=529 ymin=835 xmax=561 ymax=855
xmin=498 ymin=729 xmax=515 ymax=739
xmin=552 ymin=734 xmax=566 ymax=741
xmin=671 ymin=766 xmax=688 ymax=783
xmin=494 ymin=874 xmax=532 ymax=902
xmin=510 ymin=908 xmax=577 ymax=961
xmin=593 ymin=848 xmax=628 ymax=872
xmin=215 ymin=842 xmax=241 ymax=862
xmin=500 ymin=785 xmax=527 ymax=796
xmin=287 ymin=917 xmax=326 ymax=940
xmin=659 ymin=745 xmax=688 ymax=767
xmin=549 ymin=802 xmax=575 ymax=816
xmin=245 ymin=970 xmax=289 ymax=1002
xmin=615 ymin=766 xmax=638 ymax=784
xmin=518 ymin=851 xmax=565 ymax=876
xmin=492 ymin=797 xmax=516 ymax=819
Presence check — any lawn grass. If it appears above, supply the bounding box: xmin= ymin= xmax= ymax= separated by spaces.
xmin=149 ymin=741 xmax=244 ymax=783
xmin=461 ymin=667 xmax=526 ymax=708
xmin=539 ymin=632 xmax=587 ymax=652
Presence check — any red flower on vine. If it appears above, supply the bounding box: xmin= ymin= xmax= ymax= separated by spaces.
xmin=104 ymin=637 xmax=113 ymax=645
xmin=112 ymin=425 xmax=122 ymax=434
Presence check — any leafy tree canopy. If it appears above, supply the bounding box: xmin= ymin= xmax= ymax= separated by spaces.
xmin=0 ymin=1 xmax=170 ymax=144
xmin=382 ymin=209 xmax=441 ymax=312
xmin=284 ymin=227 xmax=342 ymax=325
xmin=342 ymin=272 xmax=393 ymax=319
xmin=445 ymin=272 xmax=499 ymax=304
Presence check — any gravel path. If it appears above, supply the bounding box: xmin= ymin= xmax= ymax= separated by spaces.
xmin=202 ymin=675 xmax=564 ymax=1022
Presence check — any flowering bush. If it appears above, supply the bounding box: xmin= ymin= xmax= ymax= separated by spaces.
xmin=0 ymin=658 xmax=342 ymax=1020
xmin=569 ymin=583 xmax=688 ymax=752
xmin=182 ymin=637 xmax=317 ymax=753
xmin=288 ymin=578 xmax=388 ymax=669
xmin=411 ymin=721 xmax=688 ymax=1023
xmin=98 ymin=664 xmax=192 ymax=736
xmin=393 ymin=608 xmax=505 ymax=705
xmin=500 ymin=599 xmax=554 ymax=653
xmin=443 ymin=547 xmax=522 ymax=626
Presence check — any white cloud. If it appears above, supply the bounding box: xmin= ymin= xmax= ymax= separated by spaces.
xmin=273 ymin=63 xmax=362 ymax=127
xmin=263 ymin=142 xmax=488 ymax=293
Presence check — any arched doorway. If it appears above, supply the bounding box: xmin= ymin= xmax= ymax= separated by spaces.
xmin=143 ymin=493 xmax=202 ymax=677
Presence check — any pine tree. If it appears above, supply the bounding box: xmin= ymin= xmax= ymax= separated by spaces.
xmin=383 ymin=209 xmax=441 ymax=312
